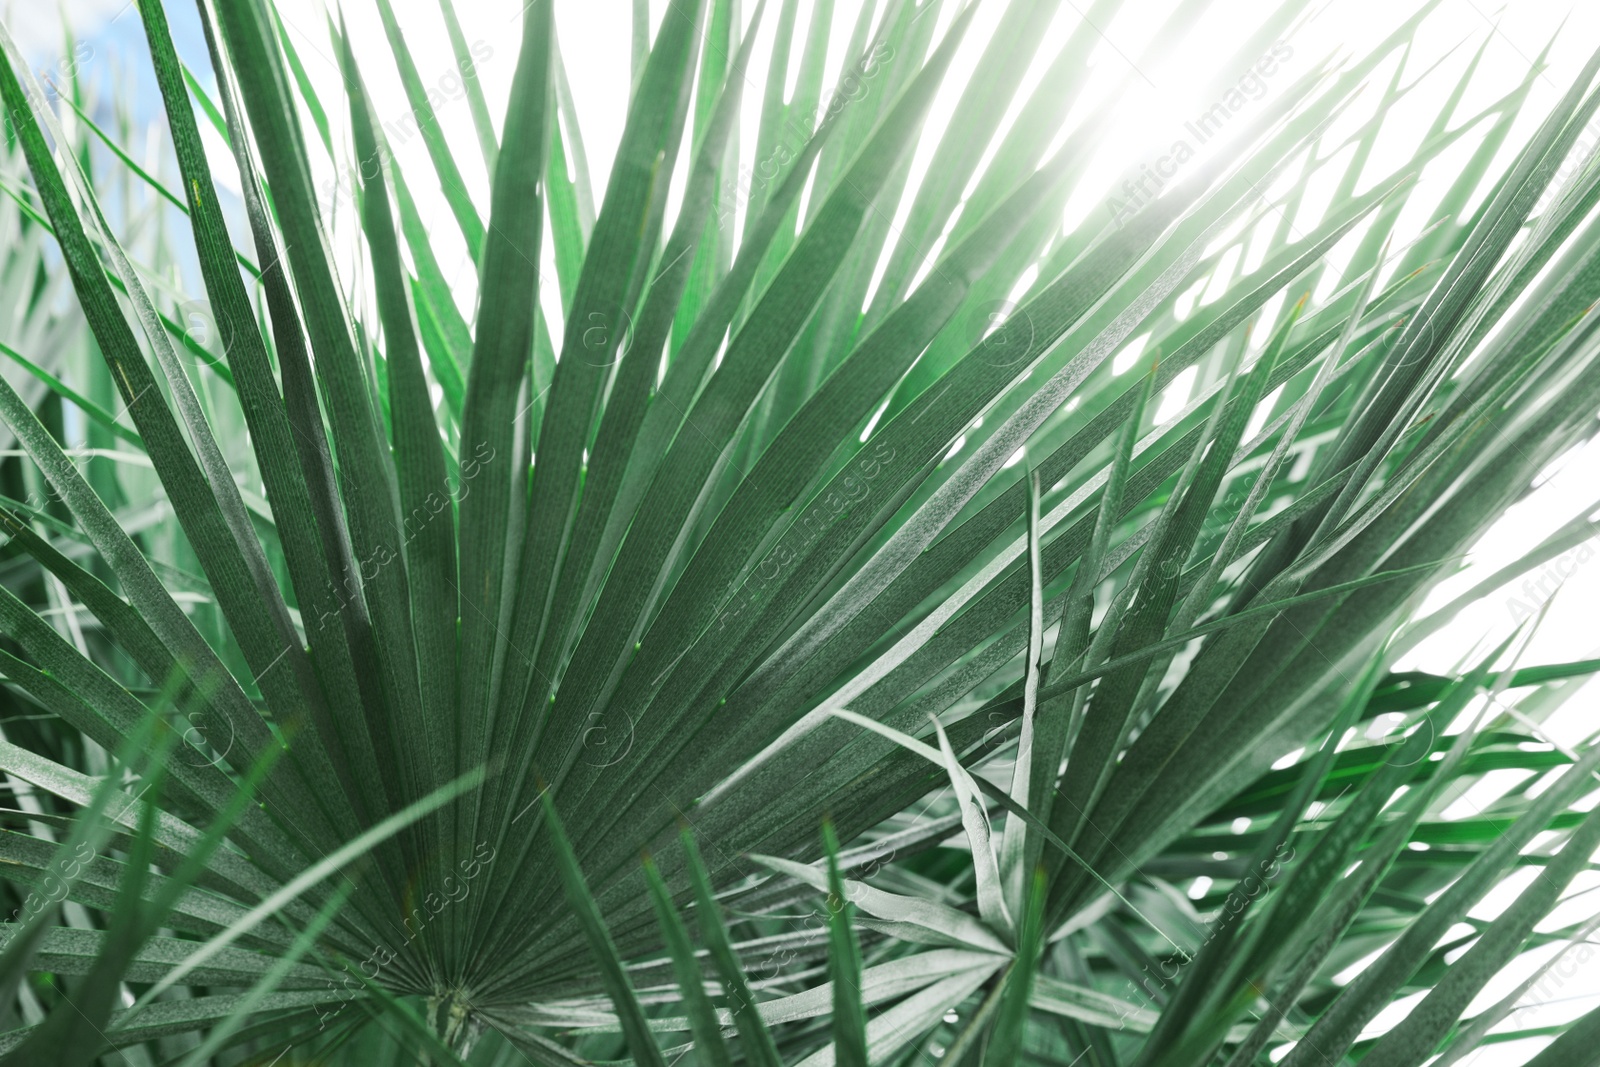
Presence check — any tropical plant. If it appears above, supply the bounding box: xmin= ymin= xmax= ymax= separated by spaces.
xmin=2 ymin=0 xmax=1600 ymax=1063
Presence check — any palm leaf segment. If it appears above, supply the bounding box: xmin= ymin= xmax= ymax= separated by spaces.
xmin=0 ymin=0 xmax=1598 ymax=1062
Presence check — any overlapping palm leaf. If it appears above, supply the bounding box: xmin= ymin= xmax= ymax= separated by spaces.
xmin=0 ymin=0 xmax=1598 ymax=1063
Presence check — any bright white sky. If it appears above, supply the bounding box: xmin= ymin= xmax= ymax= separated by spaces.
xmin=15 ymin=0 xmax=1600 ymax=1060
